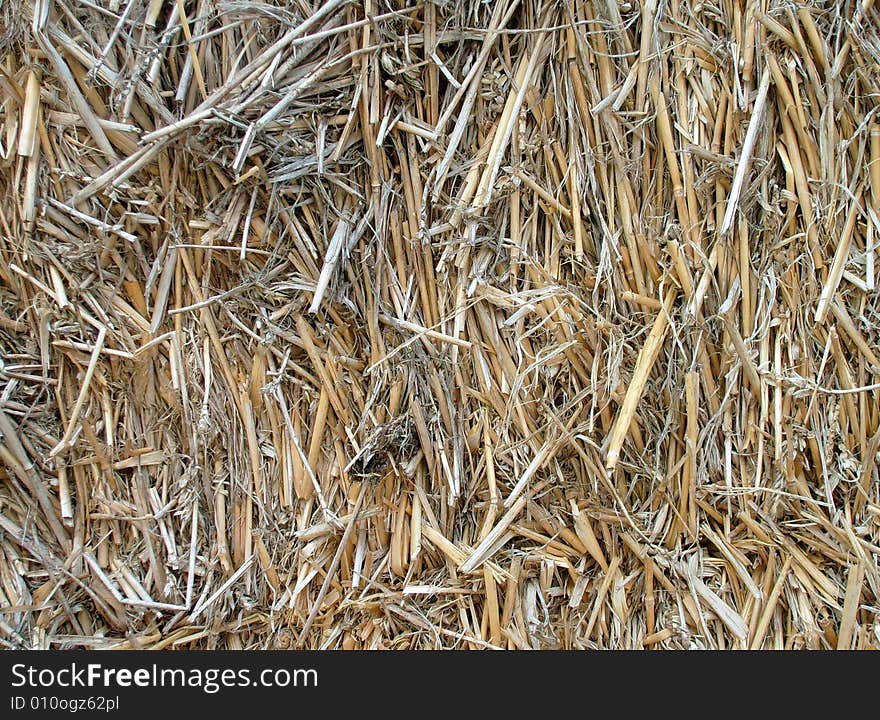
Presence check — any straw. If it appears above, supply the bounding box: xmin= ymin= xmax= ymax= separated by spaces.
xmin=1 ymin=0 xmax=877 ymax=651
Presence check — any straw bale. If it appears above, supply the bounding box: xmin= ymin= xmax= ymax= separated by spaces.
xmin=1 ymin=0 xmax=879 ymax=649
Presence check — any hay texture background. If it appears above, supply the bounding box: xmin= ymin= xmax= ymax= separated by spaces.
xmin=1 ymin=0 xmax=880 ymax=649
